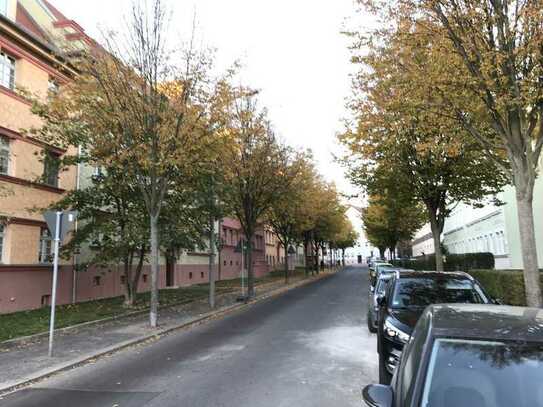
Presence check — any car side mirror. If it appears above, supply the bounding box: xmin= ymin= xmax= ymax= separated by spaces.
xmin=493 ymin=298 xmax=503 ymax=305
xmin=376 ymin=294 xmax=387 ymax=307
xmin=362 ymin=384 xmax=393 ymax=407
xmin=370 ymin=286 xmax=375 ymax=293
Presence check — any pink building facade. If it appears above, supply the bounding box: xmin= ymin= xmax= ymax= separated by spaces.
xmin=0 ymin=217 xmax=271 ymax=314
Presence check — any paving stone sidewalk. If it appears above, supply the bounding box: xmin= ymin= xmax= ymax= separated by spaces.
xmin=0 ymin=272 xmax=332 ymax=394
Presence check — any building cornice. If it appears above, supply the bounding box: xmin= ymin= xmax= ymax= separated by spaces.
xmin=0 ymin=15 xmax=75 ymax=81
xmin=0 ymin=125 xmax=66 ymax=155
xmin=0 ymin=174 xmax=65 ymax=194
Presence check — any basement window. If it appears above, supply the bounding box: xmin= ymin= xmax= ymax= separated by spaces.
xmin=41 ymin=294 xmax=51 ymax=306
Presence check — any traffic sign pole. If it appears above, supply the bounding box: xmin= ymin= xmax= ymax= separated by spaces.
xmin=48 ymin=211 xmax=62 ymax=357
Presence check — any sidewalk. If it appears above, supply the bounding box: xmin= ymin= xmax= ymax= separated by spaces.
xmin=0 ymin=270 xmax=336 ymax=395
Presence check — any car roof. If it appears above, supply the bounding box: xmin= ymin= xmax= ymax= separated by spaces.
xmin=396 ymin=270 xmax=473 ymax=280
xmin=427 ymin=304 xmax=543 ymax=342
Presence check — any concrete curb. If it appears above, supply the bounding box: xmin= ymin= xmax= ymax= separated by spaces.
xmin=0 ymin=271 xmax=337 ymax=397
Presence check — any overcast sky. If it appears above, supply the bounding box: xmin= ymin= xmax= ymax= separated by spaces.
xmin=52 ymin=0 xmax=368 ymax=235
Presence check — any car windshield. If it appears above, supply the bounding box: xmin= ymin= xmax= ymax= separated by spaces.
xmin=421 ymin=338 xmax=543 ymax=407
xmin=391 ymin=278 xmax=486 ymax=308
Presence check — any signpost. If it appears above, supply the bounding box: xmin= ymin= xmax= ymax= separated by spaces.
xmin=43 ymin=210 xmax=77 ymax=357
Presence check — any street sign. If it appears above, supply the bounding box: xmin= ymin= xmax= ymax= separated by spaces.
xmin=43 ymin=210 xmax=77 ymax=357
xmin=43 ymin=210 xmax=77 ymax=241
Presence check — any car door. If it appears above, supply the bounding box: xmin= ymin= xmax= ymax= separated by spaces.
xmin=393 ymin=310 xmax=432 ymax=407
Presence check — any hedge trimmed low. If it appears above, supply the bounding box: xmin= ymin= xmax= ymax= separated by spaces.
xmin=392 ymin=253 xmax=495 ymax=272
xmin=467 ymin=269 xmax=543 ymax=307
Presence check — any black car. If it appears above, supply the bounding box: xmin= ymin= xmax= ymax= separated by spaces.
xmin=367 ymin=271 xmax=394 ymax=333
xmin=363 ymin=304 xmax=543 ymax=407
xmin=376 ymin=271 xmax=494 ymax=384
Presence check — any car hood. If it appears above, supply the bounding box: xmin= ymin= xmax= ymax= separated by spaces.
xmin=388 ymin=308 xmax=424 ymax=333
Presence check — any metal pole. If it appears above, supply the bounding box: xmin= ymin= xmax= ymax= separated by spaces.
xmin=48 ymin=211 xmax=62 ymax=357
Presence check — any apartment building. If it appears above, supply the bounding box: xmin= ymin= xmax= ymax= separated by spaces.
xmin=0 ymin=0 xmax=85 ymax=313
xmin=412 ymin=171 xmax=543 ymax=270
xmin=0 ymin=0 xmax=280 ymax=315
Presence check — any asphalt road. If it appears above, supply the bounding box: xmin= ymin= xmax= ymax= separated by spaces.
xmin=1 ymin=265 xmax=377 ymax=407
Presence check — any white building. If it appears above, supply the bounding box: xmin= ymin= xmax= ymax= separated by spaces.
xmin=412 ymin=174 xmax=543 ymax=270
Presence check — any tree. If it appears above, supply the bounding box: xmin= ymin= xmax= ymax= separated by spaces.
xmin=333 ymin=219 xmax=359 ymax=266
xmin=361 ymin=194 xmax=425 ymax=260
xmin=51 ymin=168 xmax=149 ymax=307
xmin=30 ymin=0 xmax=229 ymax=326
xmin=355 ymin=0 xmax=543 ymax=306
xmin=341 ymin=14 xmax=507 ymax=271
xmin=267 ymin=151 xmax=314 ymax=283
xmin=422 ymin=0 xmax=543 ymax=306
xmin=220 ymin=89 xmax=290 ymax=297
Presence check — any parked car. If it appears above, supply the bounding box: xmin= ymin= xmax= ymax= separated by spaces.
xmin=363 ymin=304 xmax=543 ymax=407
xmin=367 ymin=272 xmax=394 ymax=333
xmin=368 ymin=268 xmax=415 ymax=333
xmin=376 ymin=271 xmax=494 ymax=384
xmin=370 ymin=262 xmax=395 ymax=287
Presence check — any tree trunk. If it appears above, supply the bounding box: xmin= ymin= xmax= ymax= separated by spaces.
xmin=516 ymin=192 xmax=542 ymax=307
xmin=126 ymin=246 xmax=145 ymax=307
xmin=284 ymin=242 xmax=289 ymax=284
xmin=379 ymin=247 xmax=385 ymax=259
xmin=429 ymin=216 xmax=444 ymax=272
xmin=149 ymin=213 xmax=160 ymax=328
xmin=342 ymin=249 xmax=346 ymax=266
xmin=209 ymin=217 xmax=216 ymax=308
xmin=314 ymin=243 xmax=320 ymax=274
xmin=246 ymin=236 xmax=255 ymax=297
xmin=303 ymin=240 xmax=309 ymax=277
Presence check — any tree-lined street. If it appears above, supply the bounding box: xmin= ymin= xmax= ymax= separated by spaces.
xmin=2 ymin=266 xmax=377 ymax=407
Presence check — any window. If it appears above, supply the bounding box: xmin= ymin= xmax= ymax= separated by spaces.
xmin=200 ymin=272 xmax=204 ymax=278
xmin=421 ymin=339 xmax=543 ymax=407
xmin=0 ymin=224 xmax=4 ymax=262
xmin=93 ymin=276 xmax=101 ymax=286
xmin=41 ymin=294 xmax=51 ymax=306
xmin=120 ymin=275 xmax=126 ymax=285
xmin=142 ymin=274 xmax=148 ymax=283
xmin=43 ymin=151 xmax=60 ymax=187
xmin=0 ymin=136 xmax=9 ymax=175
xmin=0 ymin=52 xmax=15 ymax=90
xmin=189 ymin=272 xmax=193 ymax=279
xmin=38 ymin=228 xmax=52 ymax=263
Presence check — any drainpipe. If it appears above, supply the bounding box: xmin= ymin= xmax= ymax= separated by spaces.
xmin=72 ymin=146 xmax=81 ymax=303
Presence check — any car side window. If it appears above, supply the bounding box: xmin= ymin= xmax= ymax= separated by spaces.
xmin=398 ymin=311 xmax=430 ymax=404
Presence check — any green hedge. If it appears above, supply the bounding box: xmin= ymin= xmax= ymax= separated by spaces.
xmin=392 ymin=253 xmax=495 ymax=272
xmin=467 ymin=269 xmax=543 ymax=307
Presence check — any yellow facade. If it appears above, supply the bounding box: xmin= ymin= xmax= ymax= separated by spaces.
xmin=0 ymin=0 xmax=78 ymax=265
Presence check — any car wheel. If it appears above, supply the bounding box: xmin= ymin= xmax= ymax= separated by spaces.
xmin=367 ymin=309 xmax=377 ymax=333
xmin=379 ymin=352 xmax=393 ymax=385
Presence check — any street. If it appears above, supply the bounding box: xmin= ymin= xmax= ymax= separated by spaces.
xmin=1 ymin=266 xmax=377 ymax=407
